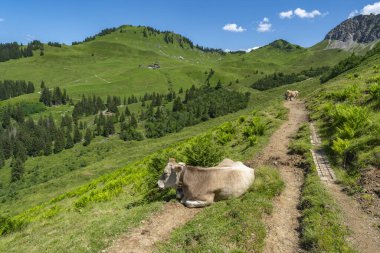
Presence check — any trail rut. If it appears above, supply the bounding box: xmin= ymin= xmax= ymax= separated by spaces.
xmin=104 ymin=202 xmax=200 ymax=253
xmin=256 ymin=100 xmax=307 ymax=253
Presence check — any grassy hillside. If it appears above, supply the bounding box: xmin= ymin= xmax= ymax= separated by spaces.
xmin=0 ymin=24 xmax=362 ymax=252
xmin=306 ymin=45 xmax=380 ymax=215
xmin=0 ymin=99 xmax=286 ymax=252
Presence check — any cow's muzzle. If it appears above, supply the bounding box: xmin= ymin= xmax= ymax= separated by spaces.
xmin=157 ymin=180 xmax=165 ymax=189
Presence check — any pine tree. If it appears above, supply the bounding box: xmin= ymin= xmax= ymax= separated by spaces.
xmin=54 ymin=129 xmax=65 ymax=153
xmin=73 ymin=125 xmax=82 ymax=143
xmin=40 ymin=80 xmax=45 ymax=89
xmin=11 ymin=157 xmax=24 ymax=182
xmin=14 ymin=105 xmax=25 ymax=123
xmin=44 ymin=140 xmax=52 ymax=156
xmin=1 ymin=106 xmax=11 ymax=128
xmin=83 ymin=128 xmax=92 ymax=146
xmin=40 ymin=87 xmax=51 ymax=106
xmin=65 ymin=132 xmax=74 ymax=149
xmin=14 ymin=140 xmax=27 ymax=162
xmin=125 ymin=106 xmax=131 ymax=116
xmin=172 ymin=97 xmax=183 ymax=112
xmin=27 ymin=81 xmax=35 ymax=93
xmin=0 ymin=151 xmax=4 ymax=168
xmin=130 ymin=113 xmax=138 ymax=128
xmin=119 ymin=112 xmax=126 ymax=122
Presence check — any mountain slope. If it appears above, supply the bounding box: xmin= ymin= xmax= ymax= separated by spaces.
xmin=0 ymin=25 xmax=348 ymax=104
xmin=325 ymin=14 xmax=380 ymax=51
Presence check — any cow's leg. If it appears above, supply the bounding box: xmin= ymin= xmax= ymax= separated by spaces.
xmin=184 ymin=200 xmax=211 ymax=208
xmin=184 ymin=193 xmax=214 ymax=208
xmin=176 ymin=188 xmax=184 ymax=200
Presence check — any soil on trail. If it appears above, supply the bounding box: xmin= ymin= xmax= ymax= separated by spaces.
xmin=310 ymin=123 xmax=380 ymax=252
xmin=255 ymin=100 xmax=307 ymax=253
xmin=104 ymin=202 xmax=200 ymax=253
xmin=326 ymin=182 xmax=380 ymax=253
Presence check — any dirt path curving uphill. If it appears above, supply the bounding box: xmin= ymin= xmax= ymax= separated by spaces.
xmin=254 ymin=100 xmax=307 ymax=253
xmin=104 ymin=202 xmax=200 ymax=253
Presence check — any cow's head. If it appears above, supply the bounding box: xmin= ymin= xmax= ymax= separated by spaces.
xmin=157 ymin=158 xmax=185 ymax=189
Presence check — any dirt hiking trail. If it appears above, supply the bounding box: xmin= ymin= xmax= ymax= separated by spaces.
xmin=104 ymin=100 xmax=307 ymax=253
xmin=310 ymin=123 xmax=380 ymax=253
xmin=327 ymin=182 xmax=380 ymax=252
xmin=254 ymin=100 xmax=307 ymax=253
xmin=104 ymin=202 xmax=200 ymax=253
xmin=103 ymin=100 xmax=379 ymax=253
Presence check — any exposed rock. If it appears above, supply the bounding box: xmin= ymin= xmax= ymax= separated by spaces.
xmin=325 ymin=14 xmax=380 ymax=50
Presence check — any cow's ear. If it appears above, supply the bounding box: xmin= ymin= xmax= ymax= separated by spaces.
xmin=169 ymin=158 xmax=176 ymax=163
xmin=174 ymin=163 xmax=185 ymax=172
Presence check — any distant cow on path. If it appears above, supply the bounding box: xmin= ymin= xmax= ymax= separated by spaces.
xmin=157 ymin=158 xmax=255 ymax=208
xmin=285 ymin=90 xmax=299 ymax=101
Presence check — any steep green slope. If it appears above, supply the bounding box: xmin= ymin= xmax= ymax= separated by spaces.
xmin=307 ymin=45 xmax=380 ymax=201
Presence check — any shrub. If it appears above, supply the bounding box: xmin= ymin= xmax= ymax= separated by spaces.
xmin=184 ymin=134 xmax=224 ymax=167
xmin=243 ymin=116 xmax=266 ymax=138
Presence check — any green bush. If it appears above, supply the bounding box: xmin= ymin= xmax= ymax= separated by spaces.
xmin=184 ymin=134 xmax=224 ymax=167
xmin=243 ymin=116 xmax=266 ymax=138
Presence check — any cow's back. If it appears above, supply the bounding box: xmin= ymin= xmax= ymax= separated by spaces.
xmin=182 ymin=164 xmax=254 ymax=201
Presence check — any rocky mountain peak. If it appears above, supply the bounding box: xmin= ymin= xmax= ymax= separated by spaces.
xmin=325 ymin=14 xmax=380 ymax=50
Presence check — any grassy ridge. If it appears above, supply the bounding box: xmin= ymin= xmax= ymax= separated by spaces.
xmin=289 ymin=124 xmax=355 ymax=253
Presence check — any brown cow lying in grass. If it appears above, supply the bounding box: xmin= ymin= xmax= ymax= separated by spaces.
xmin=157 ymin=158 xmax=255 ymax=208
xmin=285 ymin=90 xmax=299 ymax=101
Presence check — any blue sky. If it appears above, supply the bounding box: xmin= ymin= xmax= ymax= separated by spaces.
xmin=0 ymin=0 xmax=379 ymax=50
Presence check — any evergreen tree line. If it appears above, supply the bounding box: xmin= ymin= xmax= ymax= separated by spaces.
xmin=72 ymin=27 xmax=117 ymax=45
xmin=0 ymin=80 xmax=35 ymax=101
xmin=138 ymin=26 xmax=225 ymax=54
xmin=47 ymin=42 xmax=62 ymax=47
xmin=0 ymin=42 xmax=31 ymax=61
xmin=39 ymin=86 xmax=70 ymax=107
xmin=72 ymin=95 xmax=122 ymax=120
xmin=0 ymin=40 xmax=44 ymax=62
xmin=251 ymin=66 xmax=330 ymax=90
xmin=0 ymin=113 xmax=92 ymax=182
xmin=143 ymin=84 xmax=250 ymax=138
xmin=72 ymin=90 xmax=179 ymax=120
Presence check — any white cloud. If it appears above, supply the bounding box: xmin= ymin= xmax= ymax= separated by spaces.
xmin=224 ymin=46 xmax=261 ymax=53
xmin=244 ymin=46 xmax=261 ymax=52
xmin=348 ymin=10 xmax=359 ymax=18
xmin=0 ymin=18 xmax=4 ymax=22
xmin=294 ymin=8 xmax=321 ymax=18
xmin=362 ymin=2 xmax=380 ymax=15
xmin=222 ymin=23 xmax=246 ymax=32
xmin=257 ymin=17 xmax=272 ymax=32
xmin=348 ymin=2 xmax=380 ymax=19
xmin=279 ymin=10 xmax=293 ymax=19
